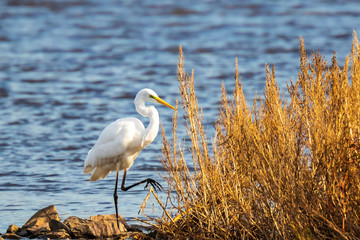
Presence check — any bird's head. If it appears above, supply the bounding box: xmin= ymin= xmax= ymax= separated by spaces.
xmin=136 ymin=88 xmax=175 ymax=110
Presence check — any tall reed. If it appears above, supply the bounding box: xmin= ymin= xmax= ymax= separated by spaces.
xmin=156 ymin=32 xmax=360 ymax=239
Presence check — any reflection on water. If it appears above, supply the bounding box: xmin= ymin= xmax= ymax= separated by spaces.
xmin=0 ymin=0 xmax=359 ymax=232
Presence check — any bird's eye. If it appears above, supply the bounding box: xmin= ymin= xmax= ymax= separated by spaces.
xmin=149 ymin=94 xmax=155 ymax=99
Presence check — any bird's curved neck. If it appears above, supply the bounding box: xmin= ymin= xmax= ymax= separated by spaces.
xmin=135 ymin=99 xmax=160 ymax=147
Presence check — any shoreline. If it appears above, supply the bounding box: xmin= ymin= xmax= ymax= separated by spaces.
xmin=1 ymin=205 xmax=152 ymax=240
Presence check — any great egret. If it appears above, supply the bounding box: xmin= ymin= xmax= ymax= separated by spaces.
xmin=83 ymin=88 xmax=175 ymax=228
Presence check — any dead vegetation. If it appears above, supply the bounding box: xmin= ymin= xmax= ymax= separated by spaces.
xmin=147 ymin=32 xmax=360 ymax=239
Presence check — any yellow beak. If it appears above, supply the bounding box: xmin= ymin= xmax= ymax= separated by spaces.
xmin=153 ymin=96 xmax=175 ymax=110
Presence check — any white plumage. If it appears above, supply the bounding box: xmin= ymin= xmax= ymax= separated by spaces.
xmin=84 ymin=88 xmax=174 ymax=180
xmin=84 ymin=117 xmax=145 ymax=181
xmin=83 ymin=88 xmax=174 ymax=228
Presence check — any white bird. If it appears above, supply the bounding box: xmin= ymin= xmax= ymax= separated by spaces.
xmin=83 ymin=88 xmax=175 ymax=228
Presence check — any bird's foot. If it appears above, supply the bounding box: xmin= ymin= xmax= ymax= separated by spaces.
xmin=144 ymin=178 xmax=163 ymax=191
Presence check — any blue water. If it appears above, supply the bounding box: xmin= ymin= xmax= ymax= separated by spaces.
xmin=0 ymin=0 xmax=359 ymax=233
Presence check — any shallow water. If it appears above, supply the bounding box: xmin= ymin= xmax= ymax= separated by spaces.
xmin=0 ymin=0 xmax=359 ymax=233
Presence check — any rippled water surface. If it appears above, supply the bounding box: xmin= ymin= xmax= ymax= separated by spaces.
xmin=0 ymin=0 xmax=359 ymax=232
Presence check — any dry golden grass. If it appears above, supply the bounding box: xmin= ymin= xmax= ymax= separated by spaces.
xmin=151 ymin=32 xmax=360 ymax=239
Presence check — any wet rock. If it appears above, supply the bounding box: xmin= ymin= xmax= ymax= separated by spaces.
xmin=63 ymin=216 xmax=90 ymax=229
xmin=5 ymin=205 xmax=134 ymax=239
xmin=40 ymin=229 xmax=71 ymax=239
xmin=49 ymin=219 xmax=71 ymax=233
xmin=69 ymin=223 xmax=94 ymax=239
xmin=90 ymin=214 xmax=128 ymax=229
xmin=70 ymin=214 xmax=128 ymax=238
xmin=22 ymin=205 xmax=60 ymax=229
xmin=20 ymin=226 xmax=50 ymax=238
xmin=1 ymin=233 xmax=21 ymax=239
xmin=6 ymin=225 xmax=20 ymax=234
xmin=17 ymin=229 xmax=28 ymax=237
xmin=19 ymin=205 xmax=60 ymax=237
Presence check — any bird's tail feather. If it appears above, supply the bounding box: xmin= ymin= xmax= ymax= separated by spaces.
xmin=89 ymin=166 xmax=112 ymax=181
xmin=83 ymin=165 xmax=94 ymax=174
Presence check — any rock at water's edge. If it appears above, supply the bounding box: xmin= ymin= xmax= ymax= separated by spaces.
xmin=70 ymin=214 xmax=128 ymax=238
xmin=39 ymin=230 xmax=71 ymax=239
xmin=49 ymin=219 xmax=71 ymax=233
xmin=19 ymin=205 xmax=60 ymax=237
xmin=63 ymin=216 xmax=91 ymax=229
xmin=6 ymin=225 xmax=20 ymax=234
xmin=21 ymin=205 xmax=60 ymax=230
xmin=3 ymin=205 xmax=132 ymax=239
xmin=1 ymin=233 xmax=21 ymax=239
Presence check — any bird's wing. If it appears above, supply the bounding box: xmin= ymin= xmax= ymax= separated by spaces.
xmin=84 ymin=117 xmax=145 ymax=174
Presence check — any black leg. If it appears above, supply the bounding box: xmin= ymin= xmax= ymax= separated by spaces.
xmin=121 ymin=169 xmax=163 ymax=192
xmin=113 ymin=170 xmax=120 ymax=229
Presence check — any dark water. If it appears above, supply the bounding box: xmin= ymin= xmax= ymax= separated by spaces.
xmin=0 ymin=0 xmax=359 ymax=232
